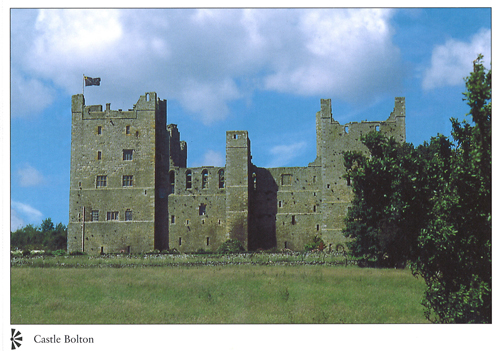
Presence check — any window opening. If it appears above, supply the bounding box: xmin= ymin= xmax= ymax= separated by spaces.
xmin=123 ymin=149 xmax=134 ymax=161
xmin=107 ymin=211 xmax=118 ymax=221
xmin=96 ymin=175 xmax=107 ymax=188
xmin=207 ymin=237 xmax=210 ymax=246
xmin=284 ymin=241 xmax=288 ymax=249
xmin=98 ymin=126 xmax=102 ymax=135
xmin=202 ymin=170 xmax=208 ymax=189
xmin=171 ymin=215 xmax=175 ymax=224
xmin=218 ymin=169 xmax=225 ymax=188
xmin=345 ymin=125 xmax=349 ymax=133
xmin=186 ymin=170 xmax=192 ymax=189
xmin=97 ymin=151 xmax=102 ymax=160
xmin=313 ymin=205 xmax=316 ymax=212
xmin=126 ymin=125 xmax=131 ymax=135
xmin=375 ymin=125 xmax=380 ymax=131
xmin=233 ymin=134 xmax=238 ymax=139
xmin=179 ymin=237 xmax=182 ymax=246
xmin=279 ymin=200 xmax=283 ymax=208
xmin=199 ymin=204 xmax=207 ymax=216
xmin=316 ymin=224 xmax=320 ymax=231
xmin=125 ymin=210 xmax=132 ymax=221
xmin=123 ymin=175 xmax=133 ymax=187
xmin=292 ymin=215 xmax=296 ymax=225
xmin=91 ymin=210 xmax=99 ymax=222
xmin=169 ymin=171 xmax=175 ymax=193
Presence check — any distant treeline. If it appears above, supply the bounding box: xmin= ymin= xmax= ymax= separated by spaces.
xmin=11 ymin=218 xmax=67 ymax=251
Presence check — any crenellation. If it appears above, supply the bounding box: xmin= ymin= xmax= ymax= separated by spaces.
xmin=69 ymin=93 xmax=405 ymax=254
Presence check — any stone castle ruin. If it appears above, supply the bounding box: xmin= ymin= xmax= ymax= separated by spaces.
xmin=68 ymin=93 xmax=405 ymax=254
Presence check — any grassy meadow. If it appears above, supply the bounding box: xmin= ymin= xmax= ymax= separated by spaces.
xmin=11 ymin=254 xmax=428 ymax=324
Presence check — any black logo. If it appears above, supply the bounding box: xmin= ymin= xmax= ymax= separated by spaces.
xmin=11 ymin=329 xmax=22 ymax=350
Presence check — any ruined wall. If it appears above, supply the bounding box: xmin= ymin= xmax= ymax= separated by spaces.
xmin=68 ymin=92 xmax=168 ymax=254
xmin=167 ymin=166 xmax=227 ymax=252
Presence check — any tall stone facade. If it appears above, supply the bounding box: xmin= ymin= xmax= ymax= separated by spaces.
xmin=68 ymin=93 xmax=405 ymax=254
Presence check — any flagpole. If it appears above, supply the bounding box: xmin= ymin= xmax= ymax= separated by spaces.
xmin=82 ymin=74 xmax=85 ymax=95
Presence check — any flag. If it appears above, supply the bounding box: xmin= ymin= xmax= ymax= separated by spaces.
xmin=84 ymin=76 xmax=101 ymax=86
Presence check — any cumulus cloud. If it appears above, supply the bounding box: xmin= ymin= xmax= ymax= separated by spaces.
xmin=192 ymin=150 xmax=225 ymax=167
xmin=422 ymin=28 xmax=491 ymax=90
xmin=11 ymin=201 xmax=43 ymax=226
xmin=11 ymin=8 xmax=402 ymax=123
xmin=17 ymin=163 xmax=45 ymax=187
xmin=266 ymin=141 xmax=307 ymax=168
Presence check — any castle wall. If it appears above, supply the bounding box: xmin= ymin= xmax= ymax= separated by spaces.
xmin=69 ymin=93 xmax=405 ymax=254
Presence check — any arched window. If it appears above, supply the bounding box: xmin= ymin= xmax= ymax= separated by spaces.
xmin=169 ymin=171 xmax=175 ymax=193
xmin=202 ymin=169 xmax=208 ymax=189
xmin=218 ymin=169 xmax=225 ymax=188
xmin=186 ymin=170 xmax=192 ymax=189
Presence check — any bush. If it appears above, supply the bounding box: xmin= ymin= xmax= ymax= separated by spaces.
xmin=304 ymin=236 xmax=325 ymax=251
xmin=217 ymin=239 xmax=244 ymax=254
xmin=52 ymin=249 xmax=66 ymax=256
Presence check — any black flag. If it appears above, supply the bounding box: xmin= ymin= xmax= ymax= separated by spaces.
xmin=84 ymin=76 xmax=101 ymax=86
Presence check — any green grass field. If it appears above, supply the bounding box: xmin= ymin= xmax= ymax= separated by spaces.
xmin=11 ymin=264 xmax=428 ymax=324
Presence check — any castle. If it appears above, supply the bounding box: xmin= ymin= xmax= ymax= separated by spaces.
xmin=67 ymin=93 xmax=405 ymax=254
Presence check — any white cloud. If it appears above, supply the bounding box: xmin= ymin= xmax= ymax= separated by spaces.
xmin=11 ymin=9 xmax=402 ymax=123
xmin=11 ymin=209 xmax=26 ymax=231
xmin=11 ymin=201 xmax=43 ymax=226
xmin=266 ymin=142 xmax=307 ymax=168
xmin=192 ymin=150 xmax=225 ymax=167
xmin=17 ymin=164 xmax=45 ymax=187
xmin=422 ymin=28 xmax=491 ymax=90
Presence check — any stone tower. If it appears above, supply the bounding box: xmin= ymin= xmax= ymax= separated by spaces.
xmin=67 ymin=92 xmax=169 ymax=254
xmin=225 ymin=131 xmax=251 ymax=250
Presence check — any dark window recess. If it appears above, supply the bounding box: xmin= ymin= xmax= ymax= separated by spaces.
xmin=123 ymin=149 xmax=134 ymax=161
xmin=169 ymin=171 xmax=175 ymax=193
xmin=199 ymin=204 xmax=207 ymax=216
xmin=123 ymin=175 xmax=133 ymax=187
xmin=107 ymin=211 xmax=118 ymax=221
xmin=292 ymin=215 xmax=296 ymax=225
xmin=125 ymin=210 xmax=132 ymax=221
xmin=202 ymin=170 xmax=208 ymax=189
xmin=218 ymin=169 xmax=225 ymax=188
xmin=186 ymin=170 xmax=192 ymax=189
xmin=281 ymin=174 xmax=292 ymax=186
xmin=96 ymin=175 xmax=107 ymax=188
xmin=97 ymin=126 xmax=102 ymax=135
xmin=91 ymin=210 xmax=99 ymax=222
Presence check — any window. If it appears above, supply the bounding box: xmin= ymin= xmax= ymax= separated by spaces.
xmin=207 ymin=237 xmax=210 ymax=246
xmin=97 ymin=151 xmax=102 ymax=160
xmin=285 ymin=241 xmax=288 ymax=249
xmin=233 ymin=134 xmax=238 ymax=139
xmin=292 ymin=215 xmax=296 ymax=225
xmin=313 ymin=205 xmax=317 ymax=212
xmin=91 ymin=210 xmax=99 ymax=222
xmin=123 ymin=149 xmax=134 ymax=161
xmin=96 ymin=175 xmax=107 ymax=188
xmin=171 ymin=215 xmax=175 ymax=224
xmin=186 ymin=170 xmax=192 ymax=189
xmin=281 ymin=174 xmax=292 ymax=186
xmin=125 ymin=210 xmax=132 ymax=221
xmin=316 ymin=224 xmax=320 ymax=231
xmin=179 ymin=237 xmax=182 ymax=246
xmin=199 ymin=204 xmax=207 ymax=216
xmin=218 ymin=169 xmax=225 ymax=188
xmin=97 ymin=126 xmax=102 ymax=135
xmin=169 ymin=171 xmax=175 ymax=193
xmin=123 ymin=175 xmax=133 ymax=187
xmin=345 ymin=125 xmax=349 ymax=133
xmin=126 ymin=125 xmax=131 ymax=135
xmin=107 ymin=211 xmax=118 ymax=221
xmin=202 ymin=169 xmax=208 ymax=189
xmin=375 ymin=125 xmax=380 ymax=131
xmin=279 ymin=200 xmax=283 ymax=208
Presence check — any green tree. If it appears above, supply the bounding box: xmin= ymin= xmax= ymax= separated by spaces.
xmin=413 ymin=55 xmax=491 ymax=323
xmin=343 ymin=132 xmax=428 ymax=267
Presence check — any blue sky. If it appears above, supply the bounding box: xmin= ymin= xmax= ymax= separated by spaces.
xmin=9 ymin=8 xmax=492 ymax=230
